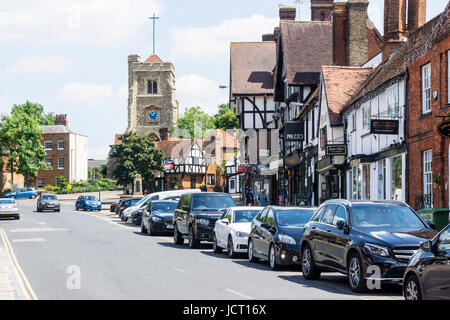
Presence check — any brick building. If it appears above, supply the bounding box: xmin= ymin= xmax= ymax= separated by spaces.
xmin=406 ymin=3 xmax=450 ymax=209
xmin=36 ymin=114 xmax=88 ymax=188
xmin=0 ymin=153 xmax=25 ymax=191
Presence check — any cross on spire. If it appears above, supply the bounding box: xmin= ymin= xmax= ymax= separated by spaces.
xmin=149 ymin=13 xmax=160 ymax=55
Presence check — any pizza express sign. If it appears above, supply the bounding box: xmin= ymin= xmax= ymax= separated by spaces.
xmin=370 ymin=119 xmax=399 ymax=135
xmin=285 ymin=122 xmax=304 ymax=141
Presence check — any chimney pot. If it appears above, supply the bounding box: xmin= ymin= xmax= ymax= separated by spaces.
xmin=55 ymin=114 xmax=68 ymax=127
xmin=279 ymin=7 xmax=296 ymax=20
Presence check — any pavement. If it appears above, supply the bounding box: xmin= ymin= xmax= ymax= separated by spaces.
xmin=55 ymin=190 xmax=124 ymax=202
xmin=0 ymin=199 xmax=404 ymax=300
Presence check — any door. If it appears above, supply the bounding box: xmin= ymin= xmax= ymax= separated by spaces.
xmin=313 ymin=204 xmax=337 ymax=265
xmin=143 ymin=202 xmax=152 ymax=229
xmin=215 ymin=209 xmax=229 ymax=248
xmin=260 ymin=209 xmax=275 ymax=258
xmin=252 ymin=208 xmax=268 ymax=256
xmin=325 ymin=205 xmax=351 ymax=272
xmin=76 ymin=197 xmax=81 ymax=208
xmin=423 ymin=227 xmax=450 ymax=299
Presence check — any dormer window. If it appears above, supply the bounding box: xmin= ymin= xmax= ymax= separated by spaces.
xmin=147 ymin=80 xmax=158 ymax=94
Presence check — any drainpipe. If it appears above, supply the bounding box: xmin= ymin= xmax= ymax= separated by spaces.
xmin=404 ymin=71 xmax=410 ymax=206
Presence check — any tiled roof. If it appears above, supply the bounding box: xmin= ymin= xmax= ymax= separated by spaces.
xmin=144 ymin=54 xmax=164 ymax=64
xmin=344 ymin=43 xmax=408 ymax=110
xmin=280 ymin=20 xmax=332 ymax=85
xmin=40 ymin=125 xmax=72 ymax=134
xmin=156 ymin=140 xmax=195 ymax=160
xmin=114 ymin=134 xmax=123 ymax=145
xmin=230 ymin=42 xmax=276 ymax=95
xmin=322 ymin=66 xmax=373 ymax=126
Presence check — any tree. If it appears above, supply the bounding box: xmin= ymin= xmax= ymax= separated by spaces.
xmin=214 ymin=104 xmax=238 ymax=130
xmin=0 ymin=101 xmax=55 ymax=186
xmin=172 ymin=106 xmax=216 ymax=139
xmin=110 ymin=132 xmax=165 ymax=191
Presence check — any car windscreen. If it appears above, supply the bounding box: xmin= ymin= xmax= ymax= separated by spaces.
xmin=0 ymin=199 xmax=15 ymax=204
xmin=233 ymin=210 xmax=261 ymax=223
xmin=351 ymin=204 xmax=426 ymax=229
xmin=276 ymin=209 xmax=315 ymax=227
xmin=152 ymin=202 xmax=177 ymax=213
xmin=85 ymin=196 xmax=98 ymax=201
xmin=42 ymin=195 xmax=58 ymax=200
xmin=192 ymin=195 xmax=235 ymax=211
xmin=131 ymin=198 xmax=142 ymax=205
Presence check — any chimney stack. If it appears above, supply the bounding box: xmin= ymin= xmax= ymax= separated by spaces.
xmin=311 ymin=0 xmax=333 ymax=21
xmin=279 ymin=7 xmax=296 ymax=21
xmin=55 ymin=114 xmax=68 ymax=127
xmin=408 ymin=0 xmax=427 ymax=32
xmin=347 ymin=0 xmax=369 ymax=66
xmin=262 ymin=33 xmax=275 ymax=42
xmin=382 ymin=0 xmax=408 ymax=62
xmin=332 ymin=2 xmax=348 ymax=66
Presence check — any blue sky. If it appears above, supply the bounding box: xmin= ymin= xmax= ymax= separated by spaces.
xmin=0 ymin=0 xmax=446 ymax=159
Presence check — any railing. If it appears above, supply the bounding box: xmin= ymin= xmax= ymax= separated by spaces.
xmin=415 ymin=194 xmax=433 ymax=209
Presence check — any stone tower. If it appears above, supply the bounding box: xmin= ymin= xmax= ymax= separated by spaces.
xmin=127 ymin=54 xmax=178 ymax=140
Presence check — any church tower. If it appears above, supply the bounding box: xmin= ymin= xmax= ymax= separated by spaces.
xmin=127 ymin=54 xmax=179 ymax=141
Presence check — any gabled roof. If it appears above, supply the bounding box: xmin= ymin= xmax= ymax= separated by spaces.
xmin=144 ymin=54 xmax=164 ymax=64
xmin=40 ymin=125 xmax=72 ymax=135
xmin=344 ymin=43 xmax=408 ymax=111
xmin=280 ymin=20 xmax=333 ymax=85
xmin=230 ymin=42 xmax=276 ymax=95
xmin=322 ymin=66 xmax=373 ymax=126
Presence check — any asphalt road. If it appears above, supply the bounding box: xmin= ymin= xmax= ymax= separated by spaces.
xmin=0 ymin=199 xmax=403 ymax=300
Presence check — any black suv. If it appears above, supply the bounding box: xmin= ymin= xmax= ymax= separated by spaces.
xmin=173 ymin=192 xmax=235 ymax=248
xmin=300 ymin=200 xmax=437 ymax=292
xmin=403 ymin=224 xmax=450 ymax=300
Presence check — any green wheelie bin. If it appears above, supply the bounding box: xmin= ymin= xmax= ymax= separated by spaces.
xmin=418 ymin=208 xmax=450 ymax=231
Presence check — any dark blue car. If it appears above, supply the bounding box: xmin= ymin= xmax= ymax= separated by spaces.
xmin=5 ymin=188 xmax=38 ymax=199
xmin=75 ymin=195 xmax=102 ymax=211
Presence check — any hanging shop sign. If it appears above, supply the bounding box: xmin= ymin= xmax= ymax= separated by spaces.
xmin=437 ymin=120 xmax=450 ymax=138
xmin=325 ymin=144 xmax=347 ymax=156
xmin=370 ymin=119 xmax=399 ymax=135
xmin=163 ymin=160 xmax=175 ymax=171
xmin=285 ymin=122 xmax=304 ymax=141
xmin=238 ymin=164 xmax=249 ymax=173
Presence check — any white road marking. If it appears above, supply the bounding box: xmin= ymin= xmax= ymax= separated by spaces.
xmin=171 ymin=266 xmax=187 ymax=274
xmin=10 ymin=228 xmax=70 ymax=233
xmin=223 ymin=287 xmax=253 ymax=299
xmin=12 ymin=238 xmax=47 ymax=243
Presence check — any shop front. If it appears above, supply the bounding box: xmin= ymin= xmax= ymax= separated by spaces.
xmin=317 ymin=154 xmax=346 ymax=204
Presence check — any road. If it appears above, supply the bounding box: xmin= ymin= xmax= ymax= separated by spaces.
xmin=0 ymin=199 xmax=403 ymax=300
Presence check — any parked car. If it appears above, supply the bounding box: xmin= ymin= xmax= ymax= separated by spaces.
xmin=247 ymin=206 xmax=316 ymax=269
xmin=5 ymin=188 xmax=38 ymax=199
xmin=75 ymin=195 xmax=102 ymax=211
xmin=119 ymin=197 xmax=142 ymax=221
xmin=0 ymin=198 xmax=20 ymax=219
xmin=173 ymin=192 xmax=235 ymax=248
xmin=110 ymin=200 xmax=119 ymax=213
xmin=300 ymin=200 xmax=437 ymax=292
xmin=213 ymin=207 xmax=264 ymax=258
xmin=403 ymin=224 xmax=450 ymax=300
xmin=141 ymin=200 xmax=178 ymax=235
xmin=115 ymin=199 xmax=125 ymax=215
xmin=37 ymin=194 xmax=61 ymax=212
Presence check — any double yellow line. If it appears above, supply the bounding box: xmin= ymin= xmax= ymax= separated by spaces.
xmin=0 ymin=228 xmax=38 ymax=300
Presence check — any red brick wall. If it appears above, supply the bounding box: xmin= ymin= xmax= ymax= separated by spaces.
xmin=407 ymin=35 xmax=450 ymax=209
xmin=333 ymin=4 xmax=348 ymax=66
xmin=37 ymin=133 xmax=71 ymax=187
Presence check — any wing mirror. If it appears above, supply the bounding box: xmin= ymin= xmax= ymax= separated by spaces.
xmin=221 ymin=218 xmax=229 ymax=225
xmin=182 ymin=205 xmax=189 ymax=211
xmin=261 ymin=222 xmax=270 ymax=229
xmin=426 ymin=221 xmax=436 ymax=230
xmin=336 ymin=220 xmax=350 ymax=233
xmin=420 ymin=240 xmax=433 ymax=252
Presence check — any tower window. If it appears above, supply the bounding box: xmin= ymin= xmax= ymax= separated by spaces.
xmin=147 ymin=80 xmax=158 ymax=94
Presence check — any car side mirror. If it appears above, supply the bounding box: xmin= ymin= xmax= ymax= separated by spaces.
xmin=261 ymin=222 xmax=270 ymax=229
xmin=182 ymin=205 xmax=189 ymax=211
xmin=420 ymin=240 xmax=433 ymax=252
xmin=221 ymin=218 xmax=229 ymax=225
xmin=336 ymin=220 xmax=345 ymax=230
xmin=426 ymin=221 xmax=436 ymax=230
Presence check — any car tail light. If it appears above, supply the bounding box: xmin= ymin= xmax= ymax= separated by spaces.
xmin=120 ymin=206 xmax=124 ymax=210
xmin=12 ymin=205 xmax=18 ymax=209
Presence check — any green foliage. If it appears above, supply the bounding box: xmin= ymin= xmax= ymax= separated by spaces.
xmin=0 ymin=101 xmax=55 ymax=186
xmin=55 ymin=179 xmax=117 ymax=194
xmin=44 ymin=185 xmax=54 ymax=192
xmin=88 ymin=167 xmax=94 ymax=179
xmin=172 ymin=106 xmax=216 ymax=139
xmin=214 ymin=104 xmax=238 ymax=130
xmin=110 ymin=131 xmax=165 ymax=188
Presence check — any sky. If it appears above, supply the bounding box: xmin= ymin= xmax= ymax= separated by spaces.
xmin=0 ymin=0 xmax=447 ymax=159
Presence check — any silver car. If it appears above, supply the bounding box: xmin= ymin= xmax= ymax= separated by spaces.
xmin=0 ymin=198 xmax=20 ymax=220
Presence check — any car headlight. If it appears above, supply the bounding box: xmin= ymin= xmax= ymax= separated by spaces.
xmin=152 ymin=216 xmax=163 ymax=223
xmin=235 ymin=231 xmax=249 ymax=238
xmin=196 ymin=219 xmax=209 ymax=225
xmin=278 ymin=234 xmax=296 ymax=245
xmin=364 ymin=243 xmax=390 ymax=257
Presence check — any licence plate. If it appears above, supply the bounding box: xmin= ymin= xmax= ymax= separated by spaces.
xmin=1 ymin=212 xmax=11 ymax=214
xmin=47 ymin=205 xmax=54 ymax=208
xmin=166 ymin=225 xmax=174 ymax=229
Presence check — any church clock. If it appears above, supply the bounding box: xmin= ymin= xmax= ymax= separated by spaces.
xmin=147 ymin=109 xmax=160 ymax=122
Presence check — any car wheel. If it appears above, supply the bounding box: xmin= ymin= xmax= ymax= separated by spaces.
xmin=173 ymin=223 xmax=184 ymax=245
xmin=269 ymin=244 xmax=278 ymax=271
xmin=140 ymin=220 xmax=147 ymax=234
xmin=212 ymin=233 xmax=222 ymax=253
xmin=248 ymin=239 xmax=258 ymax=263
xmin=348 ymin=253 xmax=367 ymax=293
xmin=404 ymin=274 xmax=422 ymax=301
xmin=75 ymin=206 xmax=78 ymax=211
xmin=227 ymin=237 xmax=236 ymax=258
xmin=188 ymin=226 xmax=199 ymax=249
xmin=83 ymin=206 xmax=87 ymax=211
xmin=15 ymin=216 xmax=20 ymax=220
xmin=301 ymin=245 xmax=321 ymax=280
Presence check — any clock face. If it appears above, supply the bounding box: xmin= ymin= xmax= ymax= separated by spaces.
xmin=147 ymin=110 xmax=160 ymax=122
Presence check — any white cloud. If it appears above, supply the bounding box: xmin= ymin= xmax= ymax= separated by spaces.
xmin=0 ymin=96 xmax=10 ymax=116
xmin=177 ymin=74 xmax=228 ymax=115
xmin=57 ymin=82 xmax=114 ymax=105
xmin=117 ymin=84 xmax=129 ymax=101
xmin=0 ymin=0 xmax=163 ymax=45
xmin=88 ymin=145 xmax=111 ymax=160
xmin=169 ymin=14 xmax=277 ymax=63
xmin=6 ymin=56 xmax=74 ymax=73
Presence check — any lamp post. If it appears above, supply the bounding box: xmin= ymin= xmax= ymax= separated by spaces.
xmin=98 ymin=185 xmax=101 ymax=202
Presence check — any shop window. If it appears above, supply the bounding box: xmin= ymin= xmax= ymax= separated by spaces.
xmin=422 ymin=63 xmax=431 ymax=114
xmin=352 ymin=166 xmax=361 ymax=200
xmin=391 ymin=156 xmax=403 ymax=201
xmin=207 ymin=174 xmax=215 ymax=185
